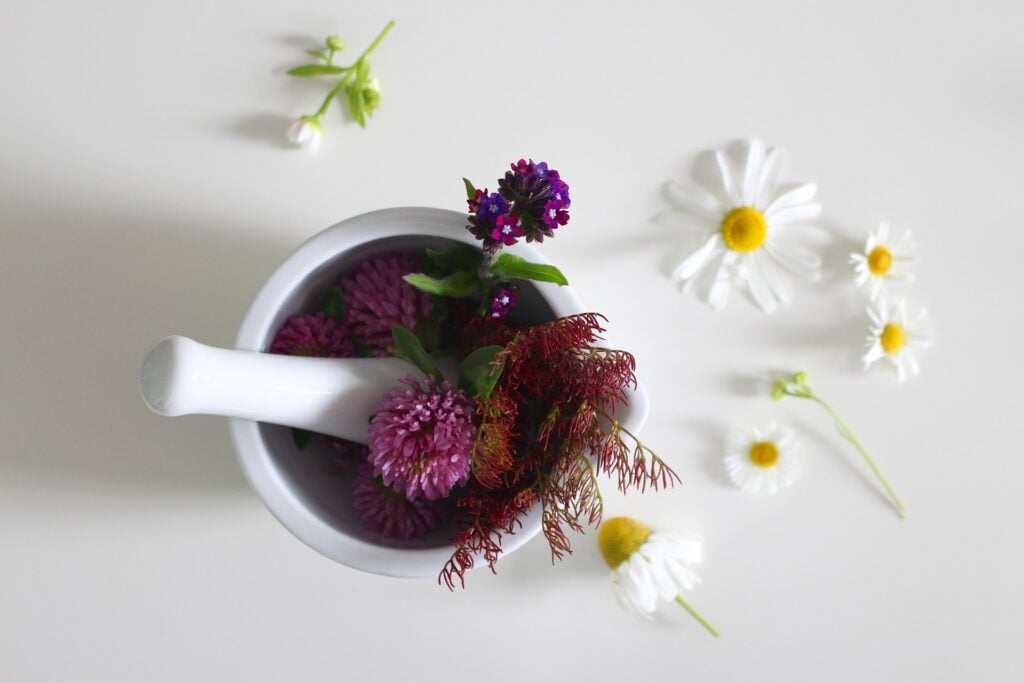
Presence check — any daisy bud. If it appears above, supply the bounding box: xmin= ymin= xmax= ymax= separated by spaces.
xmin=792 ymin=371 xmax=809 ymax=386
xmin=770 ymin=380 xmax=786 ymax=401
xmin=286 ymin=115 xmax=322 ymax=153
xmin=326 ymin=35 xmax=345 ymax=51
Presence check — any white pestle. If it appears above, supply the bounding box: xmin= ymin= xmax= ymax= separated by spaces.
xmin=140 ymin=335 xmax=456 ymax=444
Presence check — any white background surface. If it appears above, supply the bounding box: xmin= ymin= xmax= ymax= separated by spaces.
xmin=2 ymin=1 xmax=1022 ymax=680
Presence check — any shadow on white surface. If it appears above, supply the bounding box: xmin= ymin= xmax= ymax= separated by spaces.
xmin=1 ymin=195 xmax=294 ymax=497
xmin=234 ymin=113 xmax=297 ymax=150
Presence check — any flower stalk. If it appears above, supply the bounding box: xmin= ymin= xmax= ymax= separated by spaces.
xmin=674 ymin=595 xmax=720 ymax=637
xmin=772 ymin=371 xmax=906 ymax=517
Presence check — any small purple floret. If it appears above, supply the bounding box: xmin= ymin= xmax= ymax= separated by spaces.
xmin=491 ymin=213 xmax=525 ymax=246
xmin=488 ymin=287 xmax=518 ymax=320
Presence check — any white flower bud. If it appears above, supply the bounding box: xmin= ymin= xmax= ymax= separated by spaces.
xmin=286 ymin=116 xmax=322 ymax=153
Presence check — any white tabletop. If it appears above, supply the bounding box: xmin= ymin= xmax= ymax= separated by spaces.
xmin=2 ymin=1 xmax=1021 ymax=680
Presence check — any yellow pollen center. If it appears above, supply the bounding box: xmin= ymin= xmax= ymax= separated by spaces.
xmin=720 ymin=206 xmax=768 ymax=252
xmin=598 ymin=517 xmax=652 ymax=569
xmin=867 ymin=246 xmax=893 ymax=276
xmin=748 ymin=441 xmax=779 ymax=468
xmin=880 ymin=323 xmax=906 ymax=353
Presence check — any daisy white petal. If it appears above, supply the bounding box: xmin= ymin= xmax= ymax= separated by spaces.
xmin=754 ymin=146 xmax=784 ymax=208
xmin=741 ymin=140 xmax=767 ymax=205
xmin=764 ymin=182 xmax=818 ymax=217
xmin=767 ymin=201 xmax=823 ymax=226
xmin=714 ymin=149 xmax=743 ymax=206
xmin=671 ymin=234 xmax=722 ymax=281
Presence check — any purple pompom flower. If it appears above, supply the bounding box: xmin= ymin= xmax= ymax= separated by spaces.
xmin=488 ymin=287 xmax=518 ymax=320
xmin=352 ymin=462 xmax=444 ymax=540
xmin=367 ymin=375 xmax=475 ymax=501
xmin=340 ymin=252 xmax=433 ymax=356
xmin=270 ymin=312 xmax=354 ymax=357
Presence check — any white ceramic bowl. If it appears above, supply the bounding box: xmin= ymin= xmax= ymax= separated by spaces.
xmin=230 ymin=207 xmax=649 ymax=578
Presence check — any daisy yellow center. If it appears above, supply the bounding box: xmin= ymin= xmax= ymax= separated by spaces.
xmin=880 ymin=323 xmax=906 ymax=353
xmin=867 ymin=246 xmax=893 ymax=276
xmin=598 ymin=517 xmax=652 ymax=569
xmin=748 ymin=441 xmax=779 ymax=468
xmin=720 ymin=206 xmax=768 ymax=252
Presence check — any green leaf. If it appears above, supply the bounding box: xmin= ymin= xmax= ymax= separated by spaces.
xmin=425 ymin=245 xmax=483 ymax=273
xmin=292 ymin=428 xmax=313 ymax=449
xmin=490 ymin=253 xmax=569 ymax=286
xmin=403 ymin=271 xmax=480 ymax=298
xmin=349 ymin=334 xmax=373 ymax=358
xmin=392 ymin=326 xmax=443 ymax=382
xmin=345 ymin=83 xmax=366 ymax=127
xmin=287 ymin=64 xmax=348 ymax=76
xmin=463 ymin=178 xmax=477 ymax=200
xmin=306 ymin=49 xmax=329 ymax=60
xmin=318 ymin=287 xmax=346 ymax=319
xmin=458 ymin=346 xmax=506 ymax=399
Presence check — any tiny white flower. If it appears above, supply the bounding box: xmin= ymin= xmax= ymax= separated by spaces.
xmin=849 ymin=221 xmax=916 ymax=301
xmin=724 ymin=422 xmax=802 ymax=493
xmin=286 ymin=115 xmax=322 ymax=153
xmin=598 ymin=517 xmax=718 ymax=635
xmin=664 ymin=139 xmax=827 ymax=313
xmin=863 ymin=296 xmax=933 ymax=382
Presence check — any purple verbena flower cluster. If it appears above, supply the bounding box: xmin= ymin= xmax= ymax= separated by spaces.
xmin=466 ymin=159 xmax=571 ymax=249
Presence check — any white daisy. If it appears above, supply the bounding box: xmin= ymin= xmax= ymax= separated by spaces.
xmin=724 ymin=422 xmax=801 ymax=493
xmin=665 ymin=140 xmax=826 ymax=313
xmin=863 ymin=296 xmax=933 ymax=382
xmin=849 ymin=221 xmax=916 ymax=301
xmin=598 ymin=517 xmax=718 ymax=636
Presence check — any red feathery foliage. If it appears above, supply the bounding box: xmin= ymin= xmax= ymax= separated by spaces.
xmin=440 ymin=313 xmax=679 ymax=589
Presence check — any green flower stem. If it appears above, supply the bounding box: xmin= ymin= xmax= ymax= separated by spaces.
xmin=674 ymin=595 xmax=720 ymax=637
xmin=308 ymin=21 xmax=395 ymax=120
xmin=807 ymin=394 xmax=907 ymax=517
xmin=358 ymin=20 xmax=395 ymax=62
xmin=775 ymin=373 xmax=906 ymax=518
xmin=314 ymin=74 xmax=352 ymax=118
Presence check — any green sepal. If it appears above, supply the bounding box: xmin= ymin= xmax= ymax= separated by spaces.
xmin=491 ymin=253 xmax=568 ymax=286
xmin=463 ymin=178 xmax=477 ymax=200
xmin=349 ymin=334 xmax=373 ymax=358
xmin=345 ymin=83 xmax=366 ymax=127
xmin=391 ymin=325 xmax=443 ymax=382
xmin=403 ymin=271 xmax=480 ymax=298
xmin=287 ymin=64 xmax=348 ymax=76
xmin=424 ymin=245 xmax=483 ymax=273
xmin=318 ymin=287 xmax=346 ymax=320
xmin=458 ymin=346 xmax=506 ymax=399
xmin=415 ymin=297 xmax=448 ymax=352
xmin=292 ymin=428 xmax=313 ymax=449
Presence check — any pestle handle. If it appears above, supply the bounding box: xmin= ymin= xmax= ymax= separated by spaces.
xmin=139 ymin=336 xmax=429 ymax=444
